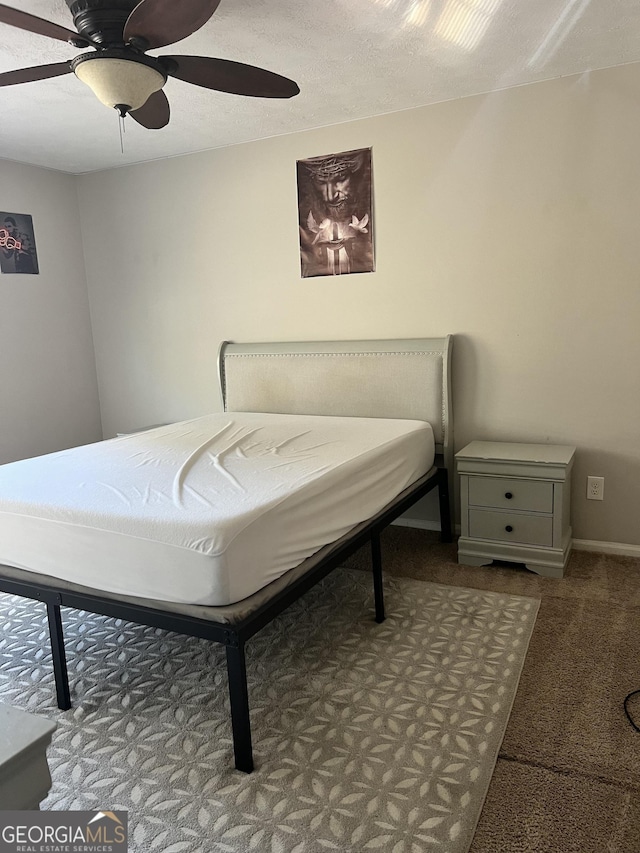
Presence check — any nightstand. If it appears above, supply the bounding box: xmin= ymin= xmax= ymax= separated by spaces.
xmin=456 ymin=441 xmax=576 ymax=578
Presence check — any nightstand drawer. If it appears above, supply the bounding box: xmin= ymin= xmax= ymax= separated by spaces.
xmin=468 ymin=509 xmax=554 ymax=547
xmin=468 ymin=477 xmax=553 ymax=513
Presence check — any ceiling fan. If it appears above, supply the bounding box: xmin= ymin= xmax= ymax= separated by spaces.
xmin=0 ymin=0 xmax=300 ymax=129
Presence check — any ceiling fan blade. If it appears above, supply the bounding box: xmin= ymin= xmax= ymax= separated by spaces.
xmin=0 ymin=61 xmax=72 ymax=87
xmin=0 ymin=3 xmax=79 ymax=43
xmin=161 ymin=55 xmax=300 ymax=99
xmin=124 ymin=0 xmax=221 ymax=50
xmin=129 ymin=89 xmax=170 ymax=129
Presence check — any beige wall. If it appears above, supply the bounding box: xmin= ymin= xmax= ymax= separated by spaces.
xmin=77 ymin=63 xmax=640 ymax=547
xmin=0 ymin=159 xmax=102 ymax=464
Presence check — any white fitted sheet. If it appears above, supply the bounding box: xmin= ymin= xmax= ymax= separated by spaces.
xmin=0 ymin=412 xmax=434 ymax=605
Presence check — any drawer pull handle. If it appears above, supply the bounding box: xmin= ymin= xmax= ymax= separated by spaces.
xmin=505 ymin=492 xmax=513 ymax=500
xmin=505 ymin=525 xmax=514 ymax=533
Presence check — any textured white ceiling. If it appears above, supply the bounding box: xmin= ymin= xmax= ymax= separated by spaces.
xmin=0 ymin=0 xmax=639 ymax=174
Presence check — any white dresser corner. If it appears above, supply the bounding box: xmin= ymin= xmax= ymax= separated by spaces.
xmin=0 ymin=704 xmax=57 ymax=810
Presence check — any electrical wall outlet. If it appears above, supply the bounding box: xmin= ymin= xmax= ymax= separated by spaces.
xmin=587 ymin=476 xmax=604 ymax=501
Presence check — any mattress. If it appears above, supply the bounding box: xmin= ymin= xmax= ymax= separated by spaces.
xmin=0 ymin=412 xmax=434 ymax=606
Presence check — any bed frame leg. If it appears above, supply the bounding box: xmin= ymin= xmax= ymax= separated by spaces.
xmin=438 ymin=468 xmax=453 ymax=544
xmin=371 ymin=531 xmax=385 ymax=623
xmin=225 ymin=642 xmax=254 ymax=773
xmin=46 ymin=602 xmax=71 ymax=711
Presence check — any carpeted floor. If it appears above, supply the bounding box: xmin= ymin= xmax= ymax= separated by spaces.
xmin=344 ymin=528 xmax=640 ymax=853
xmin=2 ymin=529 xmax=638 ymax=852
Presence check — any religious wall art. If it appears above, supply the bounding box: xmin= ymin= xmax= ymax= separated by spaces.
xmin=0 ymin=212 xmax=39 ymax=274
xmin=297 ymin=147 xmax=374 ymax=278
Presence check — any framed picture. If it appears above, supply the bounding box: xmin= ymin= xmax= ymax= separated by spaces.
xmin=0 ymin=212 xmax=39 ymax=275
xmin=297 ymin=147 xmax=374 ymax=278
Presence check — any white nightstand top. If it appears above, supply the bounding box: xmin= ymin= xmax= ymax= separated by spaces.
xmin=456 ymin=441 xmax=576 ymax=467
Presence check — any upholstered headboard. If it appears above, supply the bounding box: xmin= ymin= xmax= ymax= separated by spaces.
xmin=217 ymin=336 xmax=453 ymax=474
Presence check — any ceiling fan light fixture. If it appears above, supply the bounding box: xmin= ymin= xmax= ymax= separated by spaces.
xmin=72 ymin=51 xmax=166 ymax=113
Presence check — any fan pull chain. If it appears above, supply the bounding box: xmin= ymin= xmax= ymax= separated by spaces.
xmin=118 ymin=112 xmax=126 ymax=154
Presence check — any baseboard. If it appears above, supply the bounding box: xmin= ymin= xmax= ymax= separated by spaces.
xmin=393 ymin=523 xmax=640 ymax=560
xmin=393 ymin=518 xmax=462 ymax=535
xmin=573 ymin=539 xmax=640 ymax=558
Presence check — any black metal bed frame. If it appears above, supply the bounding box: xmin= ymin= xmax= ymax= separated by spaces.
xmin=0 ymin=466 xmax=451 ymax=774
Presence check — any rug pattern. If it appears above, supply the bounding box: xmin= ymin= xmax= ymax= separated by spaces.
xmin=0 ymin=569 xmax=539 ymax=852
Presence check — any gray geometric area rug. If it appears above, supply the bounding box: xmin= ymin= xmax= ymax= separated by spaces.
xmin=0 ymin=569 xmax=539 ymax=853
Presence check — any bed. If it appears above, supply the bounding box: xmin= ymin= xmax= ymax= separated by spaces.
xmin=0 ymin=336 xmax=453 ymax=773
